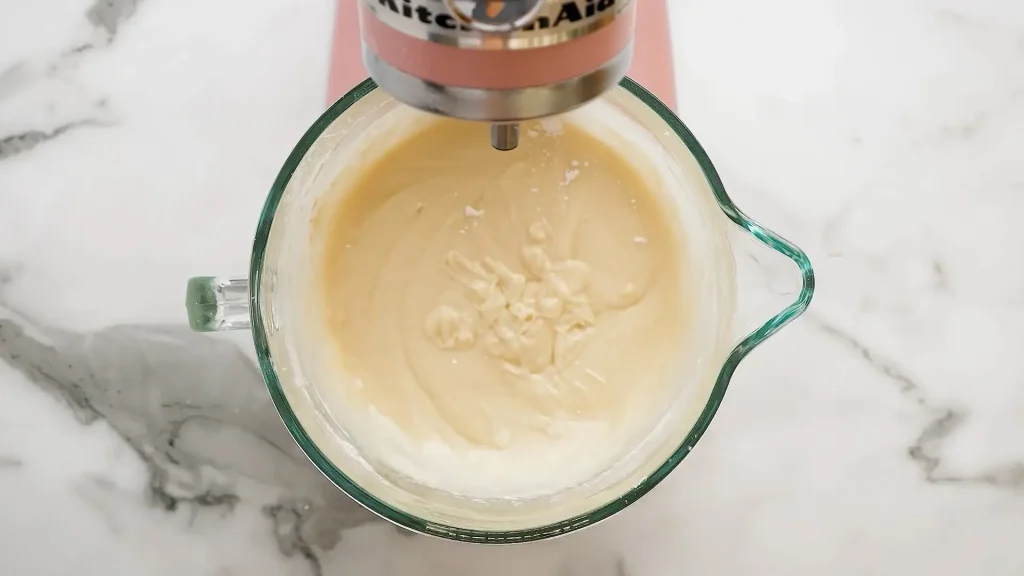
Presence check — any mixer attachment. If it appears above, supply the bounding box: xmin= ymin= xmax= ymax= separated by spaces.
xmin=490 ymin=123 xmax=520 ymax=151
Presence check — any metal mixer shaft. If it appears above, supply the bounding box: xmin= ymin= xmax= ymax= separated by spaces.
xmin=490 ymin=123 xmax=519 ymax=151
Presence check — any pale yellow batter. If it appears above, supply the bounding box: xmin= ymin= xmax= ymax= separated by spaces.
xmin=312 ymin=117 xmax=688 ymax=496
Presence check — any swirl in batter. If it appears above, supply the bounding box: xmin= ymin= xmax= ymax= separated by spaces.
xmin=313 ymin=117 xmax=688 ymax=496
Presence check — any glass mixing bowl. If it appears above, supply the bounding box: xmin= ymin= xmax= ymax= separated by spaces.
xmin=185 ymin=77 xmax=815 ymax=543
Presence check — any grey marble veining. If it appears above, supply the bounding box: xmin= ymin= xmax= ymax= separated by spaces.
xmin=0 ymin=277 xmax=377 ymax=574
xmin=86 ymin=0 xmax=146 ymax=38
xmin=0 ymin=0 xmax=146 ymax=162
xmin=0 ymin=120 xmax=102 ymax=159
xmin=808 ymin=314 xmax=1024 ymax=490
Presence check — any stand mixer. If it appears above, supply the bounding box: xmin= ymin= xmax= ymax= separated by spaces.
xmin=183 ymin=0 xmax=815 ymax=543
xmin=358 ymin=0 xmax=636 ymax=151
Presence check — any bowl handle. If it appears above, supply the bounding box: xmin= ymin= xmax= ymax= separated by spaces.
xmin=185 ymin=276 xmax=251 ymax=332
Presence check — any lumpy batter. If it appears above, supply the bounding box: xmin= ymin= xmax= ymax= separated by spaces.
xmin=312 ymin=117 xmax=687 ymax=497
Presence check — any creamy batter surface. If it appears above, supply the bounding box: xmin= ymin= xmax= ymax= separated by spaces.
xmin=312 ymin=117 xmax=688 ymax=498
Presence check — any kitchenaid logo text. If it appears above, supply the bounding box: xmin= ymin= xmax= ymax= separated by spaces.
xmin=371 ymin=0 xmax=618 ymax=31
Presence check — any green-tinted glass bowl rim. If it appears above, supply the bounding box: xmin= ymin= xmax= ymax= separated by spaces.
xmin=249 ymin=77 xmax=815 ymax=543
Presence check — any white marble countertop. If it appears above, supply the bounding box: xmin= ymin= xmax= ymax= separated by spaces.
xmin=1 ymin=0 xmax=1022 ymax=574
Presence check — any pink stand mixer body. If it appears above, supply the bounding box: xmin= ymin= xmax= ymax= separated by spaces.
xmin=358 ymin=0 xmax=637 ymax=150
